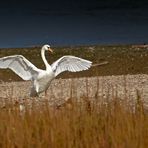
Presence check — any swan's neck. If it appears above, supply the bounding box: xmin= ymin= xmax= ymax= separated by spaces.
xmin=41 ymin=48 xmax=50 ymax=70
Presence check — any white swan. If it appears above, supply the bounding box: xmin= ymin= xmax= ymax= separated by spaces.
xmin=0 ymin=45 xmax=92 ymax=97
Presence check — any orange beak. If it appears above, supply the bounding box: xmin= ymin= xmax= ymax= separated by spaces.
xmin=49 ymin=48 xmax=53 ymax=53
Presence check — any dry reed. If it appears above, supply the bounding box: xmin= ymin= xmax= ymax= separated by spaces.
xmin=0 ymin=93 xmax=147 ymax=148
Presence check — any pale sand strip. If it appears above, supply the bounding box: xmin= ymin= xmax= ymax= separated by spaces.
xmin=0 ymin=74 xmax=147 ymax=107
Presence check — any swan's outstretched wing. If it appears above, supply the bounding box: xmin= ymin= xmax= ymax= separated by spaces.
xmin=0 ymin=55 xmax=40 ymax=80
xmin=51 ymin=56 xmax=92 ymax=76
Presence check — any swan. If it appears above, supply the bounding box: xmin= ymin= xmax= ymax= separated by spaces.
xmin=0 ymin=45 xmax=92 ymax=97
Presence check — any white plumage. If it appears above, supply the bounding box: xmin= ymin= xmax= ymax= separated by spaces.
xmin=0 ymin=45 xmax=92 ymax=97
xmin=51 ymin=55 xmax=92 ymax=76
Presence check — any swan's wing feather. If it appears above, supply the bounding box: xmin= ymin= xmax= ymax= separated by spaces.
xmin=51 ymin=56 xmax=92 ymax=76
xmin=0 ymin=55 xmax=40 ymax=80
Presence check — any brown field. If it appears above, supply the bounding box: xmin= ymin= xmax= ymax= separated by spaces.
xmin=0 ymin=45 xmax=148 ymax=81
xmin=0 ymin=45 xmax=148 ymax=147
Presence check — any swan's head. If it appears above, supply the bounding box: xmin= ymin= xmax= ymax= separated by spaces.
xmin=42 ymin=44 xmax=53 ymax=53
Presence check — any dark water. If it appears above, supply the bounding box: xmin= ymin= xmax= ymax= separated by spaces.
xmin=0 ymin=8 xmax=148 ymax=48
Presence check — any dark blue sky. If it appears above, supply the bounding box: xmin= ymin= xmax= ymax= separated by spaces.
xmin=0 ymin=0 xmax=148 ymax=48
xmin=1 ymin=0 xmax=148 ymax=13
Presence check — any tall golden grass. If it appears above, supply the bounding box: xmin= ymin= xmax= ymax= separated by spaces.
xmin=0 ymin=93 xmax=147 ymax=148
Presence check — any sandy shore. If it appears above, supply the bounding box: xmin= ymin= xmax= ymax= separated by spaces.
xmin=0 ymin=74 xmax=148 ymax=108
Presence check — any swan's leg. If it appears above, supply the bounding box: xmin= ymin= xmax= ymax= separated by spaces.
xmin=30 ymin=88 xmax=39 ymax=97
xmin=30 ymin=80 xmax=39 ymax=97
xmin=45 ymin=90 xmax=47 ymax=97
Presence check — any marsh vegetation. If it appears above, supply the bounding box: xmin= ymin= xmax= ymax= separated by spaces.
xmin=0 ymin=93 xmax=148 ymax=148
xmin=0 ymin=45 xmax=148 ymax=147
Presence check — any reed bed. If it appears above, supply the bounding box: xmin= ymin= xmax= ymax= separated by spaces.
xmin=0 ymin=92 xmax=147 ymax=148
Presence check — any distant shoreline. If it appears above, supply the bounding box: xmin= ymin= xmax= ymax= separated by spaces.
xmin=0 ymin=43 xmax=148 ymax=50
